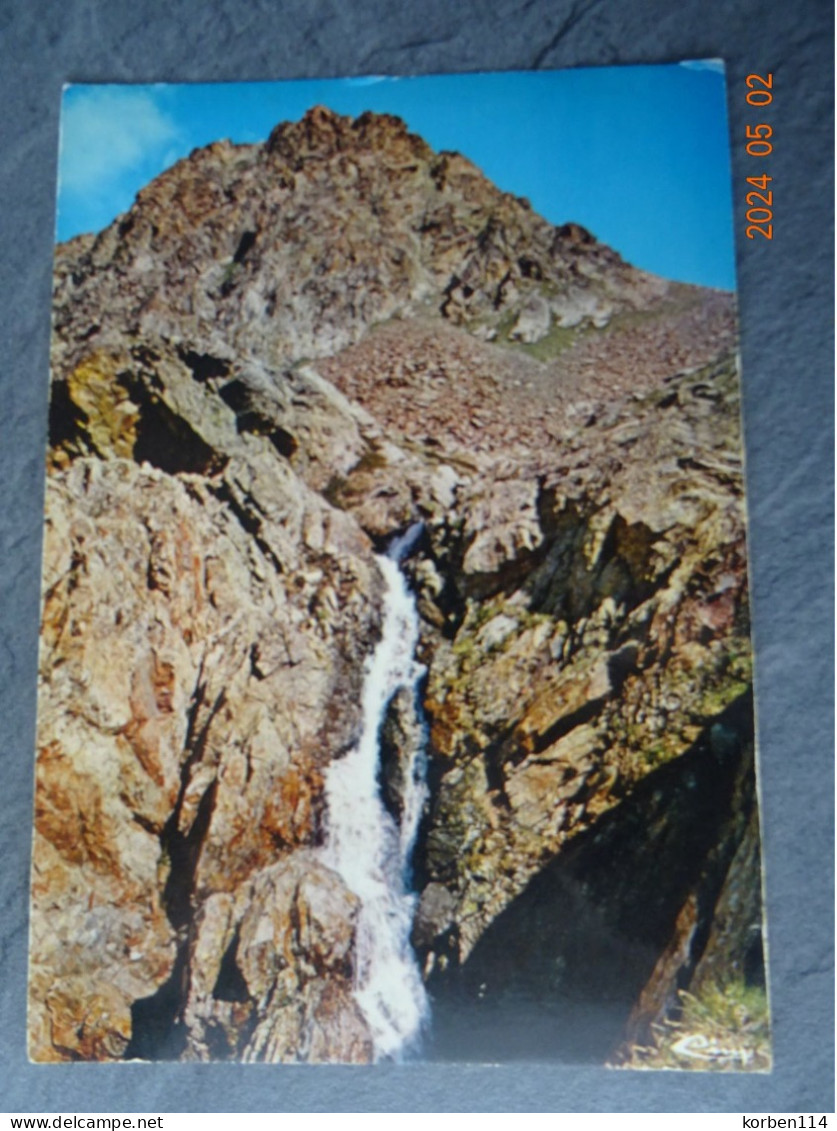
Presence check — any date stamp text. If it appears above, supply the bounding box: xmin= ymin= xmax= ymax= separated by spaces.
xmin=745 ymin=72 xmax=774 ymax=240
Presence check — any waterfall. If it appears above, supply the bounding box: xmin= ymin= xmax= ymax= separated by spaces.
xmin=323 ymin=526 xmax=429 ymax=1060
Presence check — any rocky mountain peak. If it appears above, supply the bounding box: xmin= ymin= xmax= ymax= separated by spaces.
xmin=266 ymin=104 xmax=434 ymax=167
xmin=51 ymin=106 xmax=680 ymax=389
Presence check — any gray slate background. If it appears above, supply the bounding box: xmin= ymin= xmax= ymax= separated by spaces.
xmin=0 ymin=0 xmax=832 ymax=1113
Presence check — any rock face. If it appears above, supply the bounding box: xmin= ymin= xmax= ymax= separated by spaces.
xmin=31 ymin=106 xmax=767 ymax=1066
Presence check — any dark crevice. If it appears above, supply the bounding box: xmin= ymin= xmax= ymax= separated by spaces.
xmin=179 ymin=349 xmax=232 ymax=383
xmin=233 ymin=230 xmax=258 ymax=265
xmin=211 ymin=481 xmax=284 ymax=575
xmin=116 ymin=371 xmax=226 ymax=476
xmin=423 ymin=691 xmax=760 ymax=1063
xmin=439 ymin=274 xmax=461 ymax=319
xmin=218 ymin=378 xmax=249 ymax=413
xmin=130 ymin=811 xmax=161 ymax=837
xmin=161 ymin=686 xmax=226 ymax=929
xmin=164 ymin=777 xmax=220 ymax=931
xmin=518 ymin=255 xmax=543 ymax=280
xmin=202 ymin=1021 xmax=234 ymax=1059
xmin=482 ymin=739 xmax=513 ymax=806
xmin=123 ymin=676 xmax=226 ymax=1059
xmin=671 ymin=805 xmax=754 ymax=996
xmin=213 ymin=928 xmax=250 ymax=1003
xmin=48 ymin=379 xmax=88 ymax=453
xmin=527 ymin=695 xmax=605 ymax=760
xmin=218 ymin=379 xmax=299 ymax=459
xmin=124 ymin=948 xmax=189 ymax=1061
xmin=493 ymin=269 xmax=512 ymax=309
xmin=267 ymin=428 xmax=298 ymax=458
xmin=236 ymin=411 xmax=298 ymax=458
xmin=426 ymin=561 xmax=468 ymax=639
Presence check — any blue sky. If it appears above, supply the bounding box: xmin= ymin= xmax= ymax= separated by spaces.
xmin=57 ymin=64 xmax=736 ymax=290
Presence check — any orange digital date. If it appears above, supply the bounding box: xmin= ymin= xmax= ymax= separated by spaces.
xmin=745 ymin=74 xmax=773 ymax=240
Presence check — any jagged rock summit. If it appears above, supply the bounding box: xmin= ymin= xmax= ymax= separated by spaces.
xmin=31 ymin=107 xmax=767 ymax=1068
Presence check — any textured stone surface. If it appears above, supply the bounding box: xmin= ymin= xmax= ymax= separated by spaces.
xmin=31 ymin=457 xmax=380 ymax=1062
xmin=412 ymin=355 xmax=757 ymax=974
xmin=1 ymin=0 xmax=832 ymax=1113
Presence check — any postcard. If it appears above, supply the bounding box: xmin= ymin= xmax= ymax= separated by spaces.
xmin=29 ymin=65 xmax=770 ymax=1069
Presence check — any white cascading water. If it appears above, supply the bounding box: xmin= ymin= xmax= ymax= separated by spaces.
xmin=323 ymin=525 xmax=429 ymax=1060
